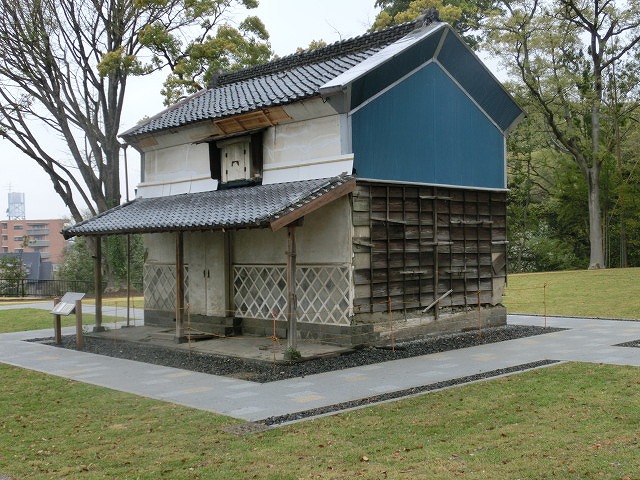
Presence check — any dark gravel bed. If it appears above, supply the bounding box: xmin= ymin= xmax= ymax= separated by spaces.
xmin=31 ymin=324 xmax=561 ymax=384
xmin=615 ymin=339 xmax=640 ymax=348
xmin=259 ymin=359 xmax=560 ymax=426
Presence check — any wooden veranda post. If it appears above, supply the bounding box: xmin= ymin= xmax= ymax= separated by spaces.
xmin=175 ymin=231 xmax=185 ymax=341
xmin=286 ymin=225 xmax=298 ymax=352
xmin=93 ymin=236 xmax=105 ymax=332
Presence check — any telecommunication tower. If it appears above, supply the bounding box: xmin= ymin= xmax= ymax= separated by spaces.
xmin=7 ymin=191 xmax=26 ymax=220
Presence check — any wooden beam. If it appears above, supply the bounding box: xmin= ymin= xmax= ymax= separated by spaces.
xmin=370 ymin=216 xmax=408 ymax=225
xmin=423 ymin=289 xmax=453 ymax=313
xmin=214 ymin=107 xmax=291 ymax=135
xmin=225 ymin=230 xmax=234 ymax=318
xmin=53 ymin=297 xmax=62 ymax=345
xmin=75 ymin=300 xmax=84 ymax=349
xmin=93 ymin=236 xmax=104 ymax=332
xmin=270 ymin=179 xmax=356 ymax=232
xmin=286 ymin=225 xmax=298 ymax=353
xmin=175 ymin=231 xmax=185 ymax=341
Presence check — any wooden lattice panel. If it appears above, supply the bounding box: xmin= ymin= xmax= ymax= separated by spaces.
xmin=143 ymin=264 xmax=189 ymax=312
xmin=233 ymin=265 xmax=351 ymax=326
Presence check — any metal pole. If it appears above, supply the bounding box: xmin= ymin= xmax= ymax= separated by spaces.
xmin=175 ymin=231 xmax=185 ymax=341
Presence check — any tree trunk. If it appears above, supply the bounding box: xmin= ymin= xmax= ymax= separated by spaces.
xmin=587 ymin=167 xmax=605 ymax=269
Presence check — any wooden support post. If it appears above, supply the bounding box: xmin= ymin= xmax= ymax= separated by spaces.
xmin=175 ymin=231 xmax=185 ymax=341
xmin=53 ymin=297 xmax=62 ymax=345
xmin=93 ymin=236 xmax=105 ymax=332
xmin=286 ymin=225 xmax=298 ymax=353
xmin=224 ymin=230 xmax=233 ymax=318
xmin=75 ymin=300 xmax=84 ymax=349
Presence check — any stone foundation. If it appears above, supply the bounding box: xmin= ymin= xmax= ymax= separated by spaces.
xmin=364 ymin=305 xmax=508 ymax=344
xmin=144 ymin=304 xmax=506 ymax=347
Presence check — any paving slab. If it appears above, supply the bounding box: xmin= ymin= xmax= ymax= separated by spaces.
xmin=1 ymin=314 xmax=640 ymax=423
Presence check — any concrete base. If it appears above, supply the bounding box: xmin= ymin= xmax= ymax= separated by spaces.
xmin=241 ymin=317 xmax=379 ymax=347
xmin=368 ymin=305 xmax=508 ymax=344
xmin=143 ymin=310 xmax=241 ymax=337
xmin=143 ymin=305 xmax=506 ymax=347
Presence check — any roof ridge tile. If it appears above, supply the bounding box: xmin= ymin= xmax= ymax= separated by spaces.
xmin=214 ymin=20 xmax=419 ymax=87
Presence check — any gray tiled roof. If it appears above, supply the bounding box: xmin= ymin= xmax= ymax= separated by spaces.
xmin=63 ymin=176 xmax=353 ymax=238
xmin=121 ymin=21 xmax=419 ymax=139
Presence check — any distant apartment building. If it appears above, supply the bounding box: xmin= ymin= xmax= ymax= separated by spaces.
xmin=0 ymin=219 xmax=67 ymax=265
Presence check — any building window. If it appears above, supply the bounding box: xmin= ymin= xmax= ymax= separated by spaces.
xmin=209 ymin=131 xmax=263 ymax=187
xmin=1 ymin=235 xmax=7 ymax=241
xmin=1 ymin=223 xmax=7 ymax=229
xmin=13 ymin=236 xmax=24 ymax=241
xmin=13 ymin=225 xmax=23 ymax=230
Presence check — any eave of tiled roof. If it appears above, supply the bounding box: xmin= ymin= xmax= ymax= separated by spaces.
xmin=63 ymin=176 xmax=355 ymax=238
xmin=120 ymin=21 xmax=420 ymax=140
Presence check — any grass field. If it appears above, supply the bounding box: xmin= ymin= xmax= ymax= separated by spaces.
xmin=0 ymin=309 xmax=124 ymax=334
xmin=504 ymin=267 xmax=640 ymax=319
xmin=1 ymin=362 xmax=639 ymax=479
xmin=1 ymin=269 xmax=639 ymax=479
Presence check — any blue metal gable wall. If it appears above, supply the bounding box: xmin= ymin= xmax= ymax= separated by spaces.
xmin=438 ymin=32 xmax=522 ymax=133
xmin=350 ymin=30 xmax=442 ymax=108
xmin=351 ymin=62 xmax=505 ymax=189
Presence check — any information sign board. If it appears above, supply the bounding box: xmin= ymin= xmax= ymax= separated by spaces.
xmin=50 ymin=292 xmax=86 ymax=316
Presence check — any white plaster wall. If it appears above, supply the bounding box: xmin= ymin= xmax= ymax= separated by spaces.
xmin=137 ymin=108 xmax=352 ymax=196
xmin=143 ymin=233 xmax=175 ymax=264
xmin=184 ymin=231 xmax=227 ymax=317
xmin=143 ymin=142 xmax=210 ymax=184
xmin=233 ymin=197 xmax=352 ymax=265
xmin=262 ymin=114 xmax=352 ymax=184
xmin=296 ymin=197 xmax=352 ymax=264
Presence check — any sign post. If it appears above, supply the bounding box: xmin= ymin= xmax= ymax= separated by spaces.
xmin=50 ymin=292 xmax=86 ymax=349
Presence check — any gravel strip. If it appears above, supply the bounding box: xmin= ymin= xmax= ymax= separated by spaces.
xmin=258 ymin=359 xmax=560 ymax=425
xmin=30 ymin=324 xmax=562 ymax=383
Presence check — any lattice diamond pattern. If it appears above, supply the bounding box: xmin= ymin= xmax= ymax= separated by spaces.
xmin=297 ymin=266 xmax=351 ymax=325
xmin=143 ymin=264 xmax=189 ymax=312
xmin=233 ymin=265 xmax=351 ymax=326
xmin=234 ymin=266 xmax=287 ymax=320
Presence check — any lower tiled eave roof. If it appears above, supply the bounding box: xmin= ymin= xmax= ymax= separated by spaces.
xmin=63 ymin=176 xmax=355 ymax=238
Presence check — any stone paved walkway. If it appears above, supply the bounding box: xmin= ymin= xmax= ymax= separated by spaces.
xmin=1 ymin=313 xmax=640 ymax=423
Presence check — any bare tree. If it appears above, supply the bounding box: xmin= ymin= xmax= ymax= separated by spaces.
xmin=0 ymin=0 xmax=270 ymax=223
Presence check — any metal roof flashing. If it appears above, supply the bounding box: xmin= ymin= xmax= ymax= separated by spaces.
xmin=319 ymin=22 xmax=446 ymax=96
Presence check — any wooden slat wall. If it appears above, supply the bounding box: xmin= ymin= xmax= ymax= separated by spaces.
xmin=352 ymin=181 xmax=507 ymax=315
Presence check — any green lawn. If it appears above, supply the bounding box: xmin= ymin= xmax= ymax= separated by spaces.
xmin=0 ymin=362 xmax=638 ymax=479
xmin=504 ymin=267 xmax=640 ymax=319
xmin=0 ymin=309 xmax=119 ymax=334
xmin=1 ymin=269 xmax=640 ymax=478
xmin=85 ymin=296 xmax=144 ymax=309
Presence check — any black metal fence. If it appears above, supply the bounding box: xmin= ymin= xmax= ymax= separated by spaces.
xmin=0 ymin=279 xmax=95 ymax=297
